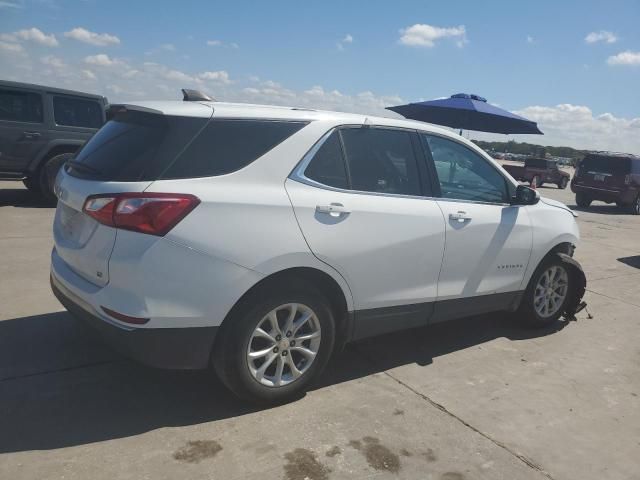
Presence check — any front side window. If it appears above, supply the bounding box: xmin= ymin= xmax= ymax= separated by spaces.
xmin=340 ymin=128 xmax=421 ymax=196
xmin=423 ymin=134 xmax=508 ymax=203
xmin=0 ymin=89 xmax=43 ymax=123
xmin=53 ymin=96 xmax=103 ymax=128
xmin=304 ymin=131 xmax=348 ymax=189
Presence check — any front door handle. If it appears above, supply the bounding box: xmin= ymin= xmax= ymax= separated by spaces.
xmin=23 ymin=131 xmax=41 ymax=140
xmin=449 ymin=211 xmax=471 ymax=223
xmin=316 ymin=203 xmax=350 ymax=216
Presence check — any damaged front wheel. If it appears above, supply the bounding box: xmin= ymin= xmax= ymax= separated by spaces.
xmin=517 ymin=252 xmax=587 ymax=328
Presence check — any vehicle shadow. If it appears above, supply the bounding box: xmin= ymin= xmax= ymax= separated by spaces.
xmin=0 ymin=309 xmax=572 ymax=453
xmin=617 ymin=255 xmax=640 ymax=269
xmin=0 ymin=187 xmax=54 ymax=208
xmin=568 ymin=204 xmax=630 ymax=215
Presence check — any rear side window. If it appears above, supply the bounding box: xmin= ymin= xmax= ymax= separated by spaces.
xmin=0 ymin=89 xmax=43 ymax=123
xmin=304 ymin=131 xmax=348 ymax=189
xmin=581 ymin=155 xmax=632 ymax=175
xmin=525 ymin=158 xmax=547 ymax=169
xmin=161 ymin=120 xmax=308 ymax=179
xmin=68 ymin=111 xmax=208 ymax=181
xmin=53 ymin=96 xmax=103 ymax=128
xmin=340 ymin=128 xmax=421 ymax=196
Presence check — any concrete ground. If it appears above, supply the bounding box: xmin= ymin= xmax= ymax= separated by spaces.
xmin=1 ymin=179 xmax=639 ymax=480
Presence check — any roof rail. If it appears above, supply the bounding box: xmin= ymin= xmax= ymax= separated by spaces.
xmin=182 ymin=89 xmax=214 ymax=102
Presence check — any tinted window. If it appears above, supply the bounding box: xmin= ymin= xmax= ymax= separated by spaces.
xmin=525 ymin=158 xmax=548 ymax=169
xmin=68 ymin=111 xmax=207 ymax=181
xmin=304 ymin=131 xmax=348 ymax=189
xmin=581 ymin=155 xmax=632 ymax=175
xmin=53 ymin=96 xmax=103 ymax=128
xmin=424 ymin=134 xmax=508 ymax=203
xmin=162 ymin=120 xmax=307 ymax=179
xmin=340 ymin=128 xmax=421 ymax=195
xmin=0 ymin=89 xmax=43 ymax=123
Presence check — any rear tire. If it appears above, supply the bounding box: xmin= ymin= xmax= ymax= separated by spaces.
xmin=575 ymin=192 xmax=591 ymax=208
xmin=632 ymin=195 xmax=640 ymax=215
xmin=212 ymin=282 xmax=336 ymax=404
xmin=23 ymin=176 xmax=41 ymax=194
xmin=38 ymin=153 xmax=73 ymax=205
xmin=517 ymin=255 xmax=574 ymax=328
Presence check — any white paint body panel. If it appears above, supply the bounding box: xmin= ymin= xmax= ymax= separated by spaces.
xmin=435 ymin=201 xmax=532 ymax=299
xmin=285 ymin=179 xmax=445 ymax=310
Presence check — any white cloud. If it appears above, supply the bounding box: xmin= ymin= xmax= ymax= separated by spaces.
xmin=585 ymin=30 xmax=618 ymax=44
xmin=40 ymin=55 xmax=65 ymax=68
xmin=0 ymin=27 xmax=58 ymax=47
xmin=337 ymin=33 xmax=354 ymax=51
xmin=526 ymin=35 xmax=534 ymax=44
xmin=64 ymin=27 xmax=120 ymax=46
xmin=399 ymin=24 xmax=467 ymax=48
xmin=607 ymin=50 xmax=640 ymax=66
xmin=502 ymin=104 xmax=640 ymax=154
xmin=206 ymin=40 xmax=222 ymax=46
xmin=82 ymin=69 xmax=96 ymax=80
xmin=160 ymin=43 xmax=176 ymax=51
xmin=84 ymin=53 xmax=124 ymax=67
xmin=198 ymin=70 xmax=231 ymax=84
xmin=0 ymin=40 xmax=24 ymax=52
xmin=0 ymin=0 xmax=22 ymax=8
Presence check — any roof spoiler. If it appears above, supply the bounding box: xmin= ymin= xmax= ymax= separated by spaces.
xmin=106 ymin=103 xmax=164 ymax=120
xmin=182 ymin=89 xmax=214 ymax=102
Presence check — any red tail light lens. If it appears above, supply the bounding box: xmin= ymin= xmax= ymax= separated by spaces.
xmin=83 ymin=193 xmax=200 ymax=236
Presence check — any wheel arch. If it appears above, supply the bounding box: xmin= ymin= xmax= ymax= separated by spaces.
xmin=521 ymin=238 xmax=576 ymax=290
xmin=26 ymin=140 xmax=84 ymax=175
xmin=214 ymin=266 xmax=354 ymax=355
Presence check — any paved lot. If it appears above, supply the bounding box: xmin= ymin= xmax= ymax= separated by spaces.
xmin=1 ymin=179 xmax=639 ymax=480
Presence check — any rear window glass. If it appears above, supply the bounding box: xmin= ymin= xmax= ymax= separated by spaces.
xmin=160 ymin=119 xmax=308 ymax=179
xmin=581 ymin=155 xmax=632 ymax=175
xmin=525 ymin=158 xmax=547 ymax=169
xmin=0 ymin=89 xmax=43 ymax=123
xmin=53 ymin=96 xmax=103 ymax=128
xmin=68 ymin=111 xmax=208 ymax=181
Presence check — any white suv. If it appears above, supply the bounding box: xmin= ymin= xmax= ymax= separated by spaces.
xmin=50 ymin=97 xmax=586 ymax=403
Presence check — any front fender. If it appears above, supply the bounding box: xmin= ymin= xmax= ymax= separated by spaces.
xmin=27 ymin=139 xmax=85 ymax=173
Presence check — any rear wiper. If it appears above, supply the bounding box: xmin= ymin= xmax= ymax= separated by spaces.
xmin=66 ymin=160 xmax=103 ymax=176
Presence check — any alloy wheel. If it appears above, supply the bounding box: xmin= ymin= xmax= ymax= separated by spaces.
xmin=533 ymin=265 xmax=569 ymax=318
xmin=246 ymin=303 xmax=321 ymax=387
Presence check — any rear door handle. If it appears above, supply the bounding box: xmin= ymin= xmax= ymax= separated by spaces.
xmin=316 ymin=203 xmax=350 ymax=216
xmin=449 ymin=211 xmax=471 ymax=222
xmin=23 ymin=131 xmax=41 ymax=140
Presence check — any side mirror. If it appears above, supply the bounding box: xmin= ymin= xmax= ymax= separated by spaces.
xmin=512 ymin=184 xmax=540 ymax=205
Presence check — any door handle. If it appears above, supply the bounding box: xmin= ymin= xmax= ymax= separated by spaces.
xmin=449 ymin=211 xmax=471 ymax=223
xmin=23 ymin=131 xmax=41 ymax=139
xmin=316 ymin=203 xmax=350 ymax=216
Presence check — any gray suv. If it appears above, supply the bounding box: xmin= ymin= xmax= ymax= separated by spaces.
xmin=0 ymin=80 xmax=107 ymax=202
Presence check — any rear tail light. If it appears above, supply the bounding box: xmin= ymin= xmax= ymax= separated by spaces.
xmin=83 ymin=193 xmax=200 ymax=236
xmin=101 ymin=306 xmax=149 ymax=325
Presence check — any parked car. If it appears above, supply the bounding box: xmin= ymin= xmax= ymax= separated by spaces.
xmin=502 ymin=158 xmax=570 ymax=189
xmin=571 ymin=152 xmax=640 ymax=215
xmin=0 ymin=80 xmax=107 ymax=202
xmin=50 ymin=95 xmax=586 ymax=403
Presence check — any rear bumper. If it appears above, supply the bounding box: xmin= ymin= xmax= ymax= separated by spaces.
xmin=570 ymin=183 xmax=638 ymax=203
xmin=51 ymin=273 xmax=217 ymax=369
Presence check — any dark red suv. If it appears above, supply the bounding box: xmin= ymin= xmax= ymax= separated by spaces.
xmin=571 ymin=152 xmax=640 ymax=215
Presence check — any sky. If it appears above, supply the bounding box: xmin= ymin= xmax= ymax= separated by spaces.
xmin=1 ymin=0 xmax=639 ymax=153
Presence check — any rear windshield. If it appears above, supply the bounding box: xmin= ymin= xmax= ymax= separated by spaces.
xmin=525 ymin=158 xmax=548 ymax=169
xmin=67 ymin=112 xmax=307 ymax=181
xmin=581 ymin=155 xmax=632 ymax=175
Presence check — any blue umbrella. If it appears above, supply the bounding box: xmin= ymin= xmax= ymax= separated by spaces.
xmin=387 ymin=93 xmax=543 ymax=135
